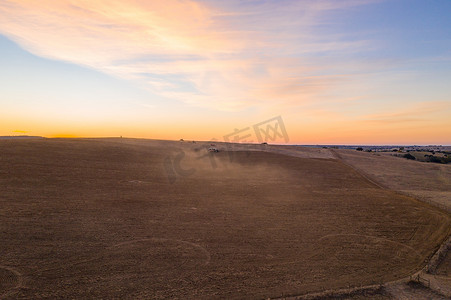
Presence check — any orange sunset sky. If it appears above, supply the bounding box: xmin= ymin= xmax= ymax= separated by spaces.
xmin=1 ymin=0 xmax=451 ymax=144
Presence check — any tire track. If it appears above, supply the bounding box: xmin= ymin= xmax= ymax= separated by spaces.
xmin=0 ymin=265 xmax=22 ymax=299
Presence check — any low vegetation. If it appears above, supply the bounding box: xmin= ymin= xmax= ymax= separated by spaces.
xmin=403 ymin=153 xmax=416 ymax=160
xmin=423 ymin=154 xmax=451 ymax=164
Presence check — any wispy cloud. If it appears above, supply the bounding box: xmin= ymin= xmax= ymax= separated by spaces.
xmin=0 ymin=0 xmax=379 ymax=110
xmin=359 ymin=101 xmax=451 ymax=124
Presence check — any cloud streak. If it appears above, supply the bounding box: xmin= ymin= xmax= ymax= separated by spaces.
xmin=359 ymin=101 xmax=451 ymax=125
xmin=0 ymin=0 xmax=379 ymax=110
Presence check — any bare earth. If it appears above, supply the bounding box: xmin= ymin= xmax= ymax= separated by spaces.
xmin=0 ymin=138 xmax=449 ymax=299
xmin=331 ymin=148 xmax=451 ymax=211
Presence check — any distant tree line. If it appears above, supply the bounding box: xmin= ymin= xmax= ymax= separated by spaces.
xmin=423 ymin=154 xmax=451 ymax=164
xmin=394 ymin=152 xmax=451 ymax=164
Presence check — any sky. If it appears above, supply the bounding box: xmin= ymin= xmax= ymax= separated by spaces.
xmin=1 ymin=0 xmax=451 ymax=145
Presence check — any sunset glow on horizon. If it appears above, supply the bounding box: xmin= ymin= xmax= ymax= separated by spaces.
xmin=1 ymin=0 xmax=451 ymax=145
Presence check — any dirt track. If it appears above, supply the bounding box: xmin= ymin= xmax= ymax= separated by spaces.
xmin=0 ymin=138 xmax=449 ymax=298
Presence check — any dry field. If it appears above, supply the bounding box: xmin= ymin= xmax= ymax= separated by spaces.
xmin=0 ymin=138 xmax=449 ymax=299
xmin=332 ymin=149 xmax=451 ymax=211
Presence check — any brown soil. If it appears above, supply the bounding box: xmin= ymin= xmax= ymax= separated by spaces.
xmin=0 ymin=139 xmax=449 ymax=299
xmin=436 ymin=251 xmax=451 ymax=276
xmin=332 ymin=148 xmax=451 ymax=210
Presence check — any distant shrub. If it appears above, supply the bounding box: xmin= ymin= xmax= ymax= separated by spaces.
xmin=403 ymin=153 xmax=416 ymax=160
xmin=428 ymin=155 xmax=443 ymax=163
xmin=424 ymin=155 xmax=451 ymax=164
xmin=356 ymin=147 xmax=363 ymax=151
